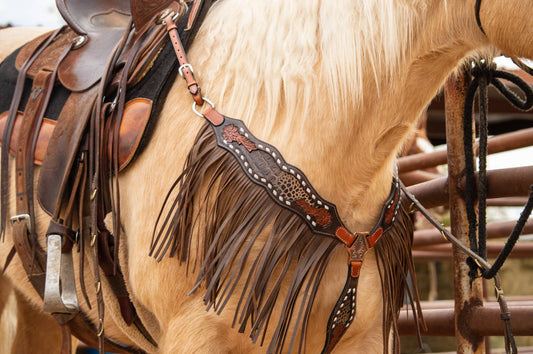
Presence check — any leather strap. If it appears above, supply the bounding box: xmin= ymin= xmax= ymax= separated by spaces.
xmin=165 ymin=16 xmax=204 ymax=105
xmin=1 ymin=27 xmax=62 ymax=240
xmin=13 ymin=69 xmax=53 ymax=286
xmin=186 ymin=0 xmax=204 ymax=31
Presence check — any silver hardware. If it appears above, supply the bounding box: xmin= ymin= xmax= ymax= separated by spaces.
xmin=43 ymin=234 xmax=79 ymax=314
xmin=107 ymin=89 xmax=121 ymax=115
xmin=159 ymin=9 xmax=181 ymax=25
xmin=10 ymin=214 xmax=30 ymax=229
xmin=192 ymin=97 xmax=215 ymax=118
xmin=72 ymin=35 xmax=88 ymax=50
xmin=178 ymin=63 xmax=194 ymax=77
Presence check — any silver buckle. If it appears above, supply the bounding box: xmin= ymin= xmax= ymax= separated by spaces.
xmin=178 ymin=63 xmax=194 ymax=77
xmin=10 ymin=214 xmax=30 ymax=229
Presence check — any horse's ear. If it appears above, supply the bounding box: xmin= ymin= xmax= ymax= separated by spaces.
xmin=130 ymin=0 xmax=180 ymax=33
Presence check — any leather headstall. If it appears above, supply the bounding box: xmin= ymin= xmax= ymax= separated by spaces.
xmin=164 ymin=16 xmax=402 ymax=353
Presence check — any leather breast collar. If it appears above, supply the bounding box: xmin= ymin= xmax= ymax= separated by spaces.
xmin=164 ymin=15 xmax=402 ymax=353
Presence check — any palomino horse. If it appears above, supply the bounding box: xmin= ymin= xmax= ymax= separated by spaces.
xmin=1 ymin=0 xmax=533 ymax=353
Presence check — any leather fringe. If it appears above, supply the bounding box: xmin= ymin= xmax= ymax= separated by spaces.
xmin=151 ymin=122 xmax=421 ymax=352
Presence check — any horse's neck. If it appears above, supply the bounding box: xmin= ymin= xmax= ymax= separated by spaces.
xmin=161 ymin=0 xmax=484 ymax=230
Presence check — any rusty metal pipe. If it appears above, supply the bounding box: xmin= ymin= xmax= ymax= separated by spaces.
xmin=487 ymin=197 xmax=530 ymax=206
xmin=399 ymin=170 xmax=442 ymax=186
xmin=444 ymin=71 xmax=486 ymax=353
xmin=415 ymin=242 xmax=533 ymax=258
xmin=407 ymin=166 xmax=533 ymax=209
xmin=398 ymin=127 xmax=533 ymax=173
xmin=413 ymin=219 xmax=533 ymax=247
xmin=399 ymin=303 xmax=533 ymax=336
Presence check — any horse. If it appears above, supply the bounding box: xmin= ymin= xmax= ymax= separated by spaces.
xmin=1 ymin=0 xmax=532 ymax=353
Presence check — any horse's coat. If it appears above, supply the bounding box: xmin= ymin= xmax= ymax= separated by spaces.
xmin=1 ymin=0 xmax=533 ymax=352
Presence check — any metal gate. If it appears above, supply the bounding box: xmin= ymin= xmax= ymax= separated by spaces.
xmin=397 ymin=66 xmax=533 ymax=353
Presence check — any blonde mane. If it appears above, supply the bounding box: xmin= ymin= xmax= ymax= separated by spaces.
xmin=192 ymin=0 xmax=422 ymax=122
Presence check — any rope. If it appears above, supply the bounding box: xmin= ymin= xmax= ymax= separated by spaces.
xmin=405 ymin=57 xmax=533 ymax=354
xmin=462 ymin=59 xmax=533 ymax=283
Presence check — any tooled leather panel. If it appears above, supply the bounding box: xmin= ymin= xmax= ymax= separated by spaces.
xmin=15 ymin=29 xmax=78 ymax=79
xmin=37 ymin=88 xmax=98 ymax=216
xmin=212 ymin=116 xmax=348 ymax=240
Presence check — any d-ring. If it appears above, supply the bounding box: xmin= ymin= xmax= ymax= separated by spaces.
xmin=192 ymin=97 xmax=215 ymax=117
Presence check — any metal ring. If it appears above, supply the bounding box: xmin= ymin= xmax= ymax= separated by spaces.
xmin=178 ymin=63 xmax=194 ymax=77
xmin=192 ymin=97 xmax=215 ymax=118
xmin=97 ymin=319 xmax=104 ymax=337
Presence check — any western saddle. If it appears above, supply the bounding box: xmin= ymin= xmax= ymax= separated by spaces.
xmin=0 ymin=0 xmax=213 ymax=352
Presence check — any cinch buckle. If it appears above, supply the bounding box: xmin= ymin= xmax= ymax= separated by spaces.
xmin=10 ymin=214 xmax=30 ymax=229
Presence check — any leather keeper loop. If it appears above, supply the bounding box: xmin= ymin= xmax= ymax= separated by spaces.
xmin=47 ymin=220 xmax=76 ymax=252
xmin=192 ymin=91 xmax=204 ymax=106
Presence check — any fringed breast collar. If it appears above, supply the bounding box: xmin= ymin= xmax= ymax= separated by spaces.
xmin=162 ymin=15 xmax=402 ymax=353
